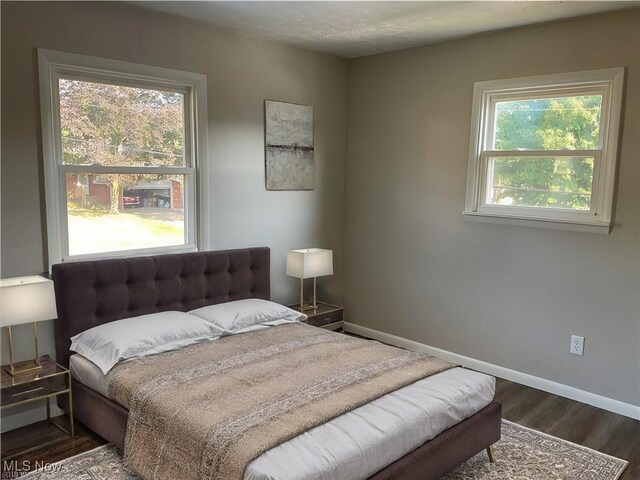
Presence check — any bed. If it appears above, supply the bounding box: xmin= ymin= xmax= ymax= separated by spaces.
xmin=53 ymin=247 xmax=501 ymax=480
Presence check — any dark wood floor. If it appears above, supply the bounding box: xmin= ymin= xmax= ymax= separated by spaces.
xmin=1 ymin=420 xmax=106 ymax=476
xmin=2 ymin=378 xmax=639 ymax=478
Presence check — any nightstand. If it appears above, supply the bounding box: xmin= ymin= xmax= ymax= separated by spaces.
xmin=1 ymin=355 xmax=74 ymax=459
xmin=295 ymin=302 xmax=344 ymax=331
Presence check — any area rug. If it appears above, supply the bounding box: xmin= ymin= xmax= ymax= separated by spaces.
xmin=443 ymin=421 xmax=628 ymax=480
xmin=18 ymin=420 xmax=628 ymax=480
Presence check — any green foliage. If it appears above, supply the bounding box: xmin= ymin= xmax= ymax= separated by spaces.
xmin=59 ymin=79 xmax=185 ymax=213
xmin=491 ymin=95 xmax=601 ymax=210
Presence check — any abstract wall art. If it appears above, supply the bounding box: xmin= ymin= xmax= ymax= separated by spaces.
xmin=264 ymin=100 xmax=314 ymax=190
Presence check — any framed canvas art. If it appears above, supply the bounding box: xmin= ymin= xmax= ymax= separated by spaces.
xmin=264 ymin=100 xmax=314 ymax=190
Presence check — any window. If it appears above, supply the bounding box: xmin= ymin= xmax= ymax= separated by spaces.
xmin=38 ymin=49 xmax=209 ymax=265
xmin=464 ymin=68 xmax=624 ymax=233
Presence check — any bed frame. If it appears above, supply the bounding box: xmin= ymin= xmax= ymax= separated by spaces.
xmin=53 ymin=247 xmax=501 ymax=480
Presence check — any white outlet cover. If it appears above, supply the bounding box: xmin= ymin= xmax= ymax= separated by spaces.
xmin=570 ymin=335 xmax=585 ymax=356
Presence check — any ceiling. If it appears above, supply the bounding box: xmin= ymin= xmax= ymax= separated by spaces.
xmin=135 ymin=1 xmax=639 ymax=58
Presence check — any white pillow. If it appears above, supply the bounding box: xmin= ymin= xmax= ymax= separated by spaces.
xmin=70 ymin=311 xmax=217 ymax=374
xmin=188 ymin=299 xmax=306 ymax=334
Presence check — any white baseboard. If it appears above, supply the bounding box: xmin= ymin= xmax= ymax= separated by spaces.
xmin=344 ymin=322 xmax=640 ymax=421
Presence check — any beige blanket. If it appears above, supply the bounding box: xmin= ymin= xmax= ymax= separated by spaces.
xmin=108 ymin=323 xmax=453 ymax=480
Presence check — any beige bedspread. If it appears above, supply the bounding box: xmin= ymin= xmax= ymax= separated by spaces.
xmin=108 ymin=323 xmax=453 ymax=480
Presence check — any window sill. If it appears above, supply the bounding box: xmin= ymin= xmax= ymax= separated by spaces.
xmin=57 ymin=244 xmax=199 ymax=265
xmin=462 ymin=211 xmax=611 ymax=234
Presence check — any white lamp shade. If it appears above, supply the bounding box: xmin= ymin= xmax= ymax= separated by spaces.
xmin=0 ymin=276 xmax=58 ymax=326
xmin=286 ymin=249 xmax=333 ymax=279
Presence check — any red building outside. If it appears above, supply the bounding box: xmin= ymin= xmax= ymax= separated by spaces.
xmin=66 ymin=174 xmax=183 ymax=211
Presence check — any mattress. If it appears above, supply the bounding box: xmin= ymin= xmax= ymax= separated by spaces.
xmin=70 ymin=354 xmax=495 ymax=480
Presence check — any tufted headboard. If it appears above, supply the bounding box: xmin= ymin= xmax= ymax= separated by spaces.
xmin=52 ymin=247 xmax=270 ymax=368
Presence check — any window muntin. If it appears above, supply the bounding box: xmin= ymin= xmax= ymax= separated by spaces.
xmin=464 ymin=69 xmax=624 ymax=232
xmin=39 ymin=49 xmax=208 ymax=265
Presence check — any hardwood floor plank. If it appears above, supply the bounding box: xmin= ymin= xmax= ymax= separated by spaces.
xmin=1 ymin=420 xmax=106 ymax=476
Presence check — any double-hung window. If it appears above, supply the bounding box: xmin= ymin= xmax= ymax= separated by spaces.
xmin=38 ymin=49 xmax=209 ymax=266
xmin=464 ymin=68 xmax=624 ymax=233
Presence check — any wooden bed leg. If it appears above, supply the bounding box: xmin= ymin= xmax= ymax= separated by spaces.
xmin=486 ymin=445 xmax=496 ymax=463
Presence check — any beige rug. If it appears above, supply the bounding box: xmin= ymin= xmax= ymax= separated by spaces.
xmin=19 ymin=420 xmax=628 ymax=480
xmin=443 ymin=421 xmax=628 ymax=480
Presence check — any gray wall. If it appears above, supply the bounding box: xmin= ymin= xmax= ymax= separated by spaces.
xmin=1 ymin=2 xmax=638 ymax=433
xmin=0 ymin=1 xmax=347 ymax=429
xmin=345 ymin=9 xmax=640 ymax=406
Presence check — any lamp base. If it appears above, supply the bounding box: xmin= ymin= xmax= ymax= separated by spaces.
xmin=4 ymin=359 xmax=42 ymax=377
xmin=295 ymin=303 xmax=318 ymax=312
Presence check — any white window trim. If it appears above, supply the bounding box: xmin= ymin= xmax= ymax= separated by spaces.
xmin=464 ymin=68 xmax=625 ymax=234
xmin=38 ymin=49 xmax=210 ymax=268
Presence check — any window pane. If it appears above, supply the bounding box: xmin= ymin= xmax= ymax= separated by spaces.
xmin=493 ymin=95 xmax=602 ymax=151
xmin=66 ymin=173 xmax=186 ymax=255
xmin=59 ymin=79 xmax=185 ymax=167
xmin=488 ymin=156 xmax=594 ymax=210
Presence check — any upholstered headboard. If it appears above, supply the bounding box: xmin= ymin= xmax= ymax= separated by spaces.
xmin=52 ymin=247 xmax=270 ymax=368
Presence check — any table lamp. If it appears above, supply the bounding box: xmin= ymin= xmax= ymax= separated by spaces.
xmin=0 ymin=276 xmax=58 ymax=376
xmin=286 ymin=248 xmax=333 ymax=311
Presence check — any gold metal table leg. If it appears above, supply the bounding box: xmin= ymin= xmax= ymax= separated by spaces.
xmin=487 ymin=445 xmax=496 ymax=463
xmin=68 ymin=376 xmax=75 ymax=437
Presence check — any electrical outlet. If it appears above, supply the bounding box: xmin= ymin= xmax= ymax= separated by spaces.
xmin=570 ymin=335 xmax=584 ymax=356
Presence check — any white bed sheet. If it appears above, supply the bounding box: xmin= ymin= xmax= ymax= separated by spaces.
xmin=69 ymin=354 xmax=494 ymax=480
